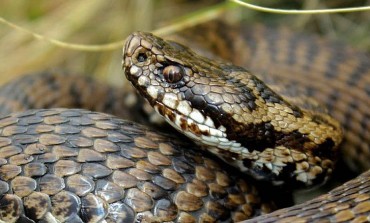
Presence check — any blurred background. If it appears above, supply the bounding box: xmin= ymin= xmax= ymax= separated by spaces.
xmin=0 ymin=0 xmax=369 ymax=85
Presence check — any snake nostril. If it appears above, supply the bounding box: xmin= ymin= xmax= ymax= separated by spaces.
xmin=137 ymin=53 xmax=148 ymax=63
xmin=132 ymin=48 xmax=151 ymax=66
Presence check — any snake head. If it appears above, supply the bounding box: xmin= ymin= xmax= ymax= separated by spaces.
xmin=123 ymin=31 xmax=244 ymax=156
xmin=123 ymin=32 xmax=342 ymax=187
xmin=123 ymin=31 xmax=231 ymax=147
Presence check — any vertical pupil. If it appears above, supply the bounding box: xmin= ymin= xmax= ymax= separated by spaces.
xmin=169 ymin=73 xmax=175 ymax=82
xmin=163 ymin=65 xmax=183 ymax=83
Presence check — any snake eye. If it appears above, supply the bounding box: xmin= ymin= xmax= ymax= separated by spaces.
xmin=163 ymin=65 xmax=184 ymax=83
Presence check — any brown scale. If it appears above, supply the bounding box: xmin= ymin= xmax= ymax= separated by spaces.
xmin=245 ymin=169 xmax=370 ymax=223
xmin=0 ymin=20 xmax=368 ymax=222
xmin=0 ymin=71 xmax=150 ymax=126
xmin=167 ymin=21 xmax=370 ymax=173
xmin=123 ymin=31 xmax=342 ymax=185
xmin=0 ymin=108 xmax=273 ymax=222
xmin=122 ymin=23 xmax=370 ymax=220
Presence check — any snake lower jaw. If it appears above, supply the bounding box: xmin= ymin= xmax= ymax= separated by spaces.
xmin=151 ymin=100 xmax=335 ymax=187
xmin=122 ymin=31 xmax=343 ymax=188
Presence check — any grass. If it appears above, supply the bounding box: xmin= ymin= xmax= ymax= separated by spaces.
xmin=0 ymin=0 xmax=369 ymax=85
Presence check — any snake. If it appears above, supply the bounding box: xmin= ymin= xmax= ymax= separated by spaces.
xmin=0 ymin=20 xmax=368 ymax=222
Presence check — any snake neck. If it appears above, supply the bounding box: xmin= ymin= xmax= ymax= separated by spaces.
xmin=123 ymin=31 xmax=343 ymax=186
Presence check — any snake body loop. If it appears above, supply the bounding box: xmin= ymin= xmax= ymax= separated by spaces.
xmin=0 ymin=21 xmax=369 ymax=222
xmin=165 ymin=22 xmax=370 ymax=173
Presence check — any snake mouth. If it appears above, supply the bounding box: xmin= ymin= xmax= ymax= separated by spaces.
xmin=151 ymin=98 xmax=246 ymax=152
xmin=122 ymin=32 xmax=233 ymax=149
xmin=154 ymin=97 xmax=333 ymax=186
xmin=122 ymin=31 xmax=342 ymax=187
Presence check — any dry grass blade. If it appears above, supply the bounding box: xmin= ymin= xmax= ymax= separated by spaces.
xmin=0 ymin=0 xmax=368 ymax=85
xmin=230 ymin=0 xmax=370 ymax=14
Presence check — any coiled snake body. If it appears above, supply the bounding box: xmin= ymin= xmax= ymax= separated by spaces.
xmin=0 ymin=21 xmax=369 ymax=222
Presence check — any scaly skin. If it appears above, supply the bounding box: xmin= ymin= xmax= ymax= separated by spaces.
xmin=122 ymin=22 xmax=370 ymax=222
xmin=123 ymin=31 xmax=342 ymax=186
xmin=165 ymin=21 xmax=370 ymax=173
xmin=0 ymin=108 xmax=274 ymax=222
xmin=0 ymin=21 xmax=368 ymax=222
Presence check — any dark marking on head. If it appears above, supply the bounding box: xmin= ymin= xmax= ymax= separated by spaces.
xmin=228 ymin=122 xmax=276 ymax=152
xmin=166 ymin=109 xmax=176 ymax=122
xmin=156 ymin=104 xmax=166 ymax=116
xmin=188 ymin=121 xmax=209 ymax=137
xmin=191 ymin=95 xmax=208 ymax=111
xmin=312 ymin=138 xmax=336 ymax=160
xmin=179 ymin=116 xmax=187 ymax=131
xmin=275 ymin=130 xmax=309 ymax=151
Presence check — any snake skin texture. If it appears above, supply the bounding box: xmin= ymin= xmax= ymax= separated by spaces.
xmin=0 ymin=108 xmax=274 ymax=222
xmin=122 ymin=23 xmax=370 ymax=221
xmin=166 ymin=21 xmax=370 ymax=173
xmin=0 ymin=71 xmax=150 ymax=126
xmin=0 ymin=21 xmax=369 ymax=222
xmin=123 ymin=32 xmax=343 ymax=187
xmin=245 ymin=169 xmax=370 ymax=222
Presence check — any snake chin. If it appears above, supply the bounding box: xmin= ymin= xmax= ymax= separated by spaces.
xmin=152 ymin=102 xmax=332 ymax=187
xmin=123 ymin=31 xmax=342 ymax=188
